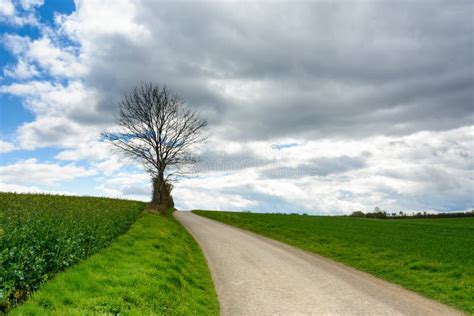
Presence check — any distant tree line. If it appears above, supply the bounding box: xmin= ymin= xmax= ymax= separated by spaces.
xmin=350 ymin=207 xmax=474 ymax=219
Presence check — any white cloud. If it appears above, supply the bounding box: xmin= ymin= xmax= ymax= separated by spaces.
xmin=59 ymin=0 xmax=150 ymax=49
xmin=96 ymin=171 xmax=150 ymax=201
xmin=0 ymin=182 xmax=73 ymax=195
xmin=0 ymin=1 xmax=39 ymax=26
xmin=176 ymin=186 xmax=258 ymax=211
xmin=0 ymin=158 xmax=96 ymax=186
xmin=27 ymin=36 xmax=86 ymax=77
xmin=19 ymin=0 xmax=44 ymax=10
xmin=0 ymin=182 xmax=42 ymax=193
xmin=55 ymin=141 xmax=130 ymax=176
xmin=0 ymin=140 xmax=15 ymax=153
xmin=3 ymin=59 xmax=39 ymax=79
xmin=2 ymin=33 xmax=86 ymax=78
xmin=1 ymin=80 xmax=103 ymax=149
xmin=2 ymin=80 xmax=99 ymax=116
xmin=2 ymin=33 xmax=30 ymax=54
xmin=0 ymin=0 xmax=15 ymax=17
xmin=16 ymin=116 xmax=95 ymax=149
xmin=55 ymin=141 xmax=109 ymax=161
xmin=91 ymin=157 xmax=126 ymax=176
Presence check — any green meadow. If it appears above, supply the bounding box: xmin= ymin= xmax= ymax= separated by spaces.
xmin=194 ymin=210 xmax=474 ymax=313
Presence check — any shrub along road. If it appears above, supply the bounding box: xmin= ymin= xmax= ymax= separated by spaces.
xmin=175 ymin=211 xmax=462 ymax=315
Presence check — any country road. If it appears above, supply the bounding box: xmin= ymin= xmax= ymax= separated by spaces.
xmin=173 ymin=211 xmax=462 ymax=316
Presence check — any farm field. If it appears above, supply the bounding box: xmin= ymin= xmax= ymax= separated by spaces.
xmin=193 ymin=210 xmax=474 ymax=313
xmin=11 ymin=211 xmax=219 ymax=315
xmin=0 ymin=193 xmax=144 ymax=312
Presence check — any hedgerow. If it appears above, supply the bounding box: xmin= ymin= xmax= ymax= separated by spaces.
xmin=0 ymin=193 xmax=145 ymax=312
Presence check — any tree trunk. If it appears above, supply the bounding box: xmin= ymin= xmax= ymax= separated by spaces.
xmin=151 ymin=175 xmax=164 ymax=214
xmin=151 ymin=172 xmax=173 ymax=215
xmin=158 ymin=171 xmax=164 ymax=205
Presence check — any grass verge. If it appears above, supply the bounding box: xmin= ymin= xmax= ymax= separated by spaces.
xmin=11 ymin=212 xmax=219 ymax=315
xmin=193 ymin=210 xmax=473 ymax=313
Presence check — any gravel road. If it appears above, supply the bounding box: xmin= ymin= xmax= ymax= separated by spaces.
xmin=173 ymin=211 xmax=462 ymax=316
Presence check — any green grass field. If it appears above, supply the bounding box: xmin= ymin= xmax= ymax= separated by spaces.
xmin=11 ymin=211 xmax=219 ymax=315
xmin=0 ymin=193 xmax=144 ymax=311
xmin=194 ymin=210 xmax=474 ymax=313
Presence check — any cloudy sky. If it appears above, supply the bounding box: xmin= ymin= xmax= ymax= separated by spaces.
xmin=0 ymin=0 xmax=472 ymax=214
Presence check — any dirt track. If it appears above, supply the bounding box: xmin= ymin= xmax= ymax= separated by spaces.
xmin=174 ymin=211 xmax=462 ymax=316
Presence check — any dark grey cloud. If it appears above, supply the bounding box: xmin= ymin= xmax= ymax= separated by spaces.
xmin=67 ymin=0 xmax=473 ymax=143
xmin=260 ymin=155 xmax=367 ymax=179
xmin=380 ymin=166 xmax=462 ymax=191
xmin=193 ymin=148 xmax=270 ymax=173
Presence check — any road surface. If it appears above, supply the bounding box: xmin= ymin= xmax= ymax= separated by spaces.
xmin=173 ymin=211 xmax=462 ymax=316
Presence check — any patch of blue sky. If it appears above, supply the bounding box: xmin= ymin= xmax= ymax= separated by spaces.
xmin=55 ymin=175 xmax=103 ymax=196
xmin=0 ymin=147 xmax=62 ymax=164
xmin=37 ymin=0 xmax=75 ymax=25
xmin=117 ymin=164 xmax=145 ymax=174
xmin=0 ymin=36 xmax=24 ymax=70
xmin=0 ymin=94 xmax=34 ymax=135
xmin=0 ymin=24 xmax=40 ymax=40
xmin=37 ymin=1 xmax=79 ymax=54
xmin=271 ymin=143 xmax=300 ymax=150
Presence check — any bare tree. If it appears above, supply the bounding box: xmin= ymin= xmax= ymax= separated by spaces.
xmin=101 ymin=83 xmax=207 ymax=213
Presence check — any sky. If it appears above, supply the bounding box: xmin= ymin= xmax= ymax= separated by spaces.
xmin=0 ymin=0 xmax=472 ymax=214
